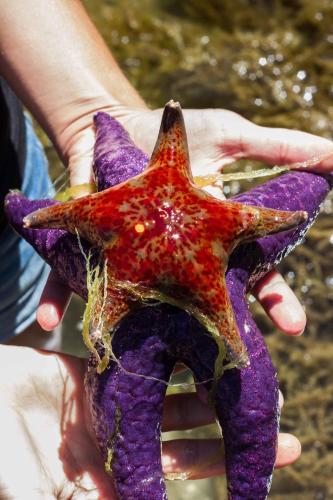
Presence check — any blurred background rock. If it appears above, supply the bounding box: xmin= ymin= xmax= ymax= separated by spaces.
xmin=41 ymin=1 xmax=333 ymax=498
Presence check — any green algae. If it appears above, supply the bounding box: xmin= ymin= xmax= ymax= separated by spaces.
xmin=105 ymin=404 xmax=122 ymax=475
xmin=81 ymin=258 xmax=232 ymax=386
xmin=51 ymin=1 xmax=333 ymax=498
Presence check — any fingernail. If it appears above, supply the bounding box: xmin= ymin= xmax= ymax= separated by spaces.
xmin=37 ymin=304 xmax=59 ymax=331
xmin=271 ymin=302 xmax=306 ymax=335
xmin=276 ymin=433 xmax=302 ymax=467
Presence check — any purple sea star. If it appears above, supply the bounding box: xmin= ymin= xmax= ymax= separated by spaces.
xmin=5 ymin=102 xmax=332 ymax=499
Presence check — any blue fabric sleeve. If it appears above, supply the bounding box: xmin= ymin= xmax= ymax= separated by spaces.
xmin=0 ymin=114 xmax=54 ymax=341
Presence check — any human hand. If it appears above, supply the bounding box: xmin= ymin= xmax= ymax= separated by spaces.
xmin=37 ymin=106 xmax=333 ymax=337
xmin=0 ymin=345 xmax=300 ymax=499
xmin=0 ymin=345 xmax=115 ymax=500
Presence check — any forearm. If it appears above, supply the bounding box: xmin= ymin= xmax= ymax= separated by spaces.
xmin=0 ymin=0 xmax=146 ymax=164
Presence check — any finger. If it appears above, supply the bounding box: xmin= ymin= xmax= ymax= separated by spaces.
xmin=286 ymin=149 xmax=333 ymax=174
xmin=172 ymin=363 xmax=188 ymax=375
xmin=275 ymin=433 xmax=302 ymax=468
xmin=162 ymin=393 xmax=215 ymax=432
xmin=162 ymin=388 xmax=284 ymax=432
xmin=162 ymin=438 xmax=224 ymax=480
xmin=161 ymin=433 xmax=300 ymax=479
xmin=37 ymin=271 xmax=72 ymax=331
xmin=224 ymin=120 xmax=333 ymax=169
xmin=195 ymin=383 xmax=209 ymax=404
xmin=253 ymin=270 xmax=306 ymax=336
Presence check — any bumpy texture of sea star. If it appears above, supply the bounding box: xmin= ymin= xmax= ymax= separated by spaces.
xmin=5 ymin=102 xmax=332 ymax=499
xmin=23 ymin=102 xmax=305 ymax=369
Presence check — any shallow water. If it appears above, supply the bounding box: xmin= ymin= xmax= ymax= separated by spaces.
xmin=46 ymin=1 xmax=333 ymax=498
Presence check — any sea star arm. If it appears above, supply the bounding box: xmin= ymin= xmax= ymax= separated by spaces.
xmin=214 ymin=200 xmax=307 ymax=249
xmin=22 ymin=185 xmax=131 ymax=247
xmin=199 ymin=277 xmax=249 ymax=368
xmin=145 ymin=100 xmax=193 ymax=182
xmin=146 ymin=100 xmax=194 ymax=188
xmin=93 ymin=112 xmax=148 ymax=191
xmin=240 ymin=203 xmax=307 ymax=240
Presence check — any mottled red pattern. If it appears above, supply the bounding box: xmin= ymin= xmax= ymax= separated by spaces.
xmin=24 ymin=101 xmax=306 ymax=367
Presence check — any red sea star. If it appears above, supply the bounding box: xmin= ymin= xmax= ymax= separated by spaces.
xmin=24 ymin=101 xmax=306 ymax=368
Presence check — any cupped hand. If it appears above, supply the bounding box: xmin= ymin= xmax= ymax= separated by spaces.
xmin=0 ymin=345 xmax=300 ymax=499
xmin=37 ymin=106 xmax=333 ymax=336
